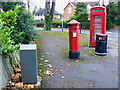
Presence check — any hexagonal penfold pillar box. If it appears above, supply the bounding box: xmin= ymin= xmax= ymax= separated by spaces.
xmin=67 ymin=17 xmax=80 ymax=59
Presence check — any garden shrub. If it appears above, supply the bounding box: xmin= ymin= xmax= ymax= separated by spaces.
xmin=14 ymin=4 xmax=37 ymax=44
xmin=34 ymin=21 xmax=90 ymax=29
xmin=80 ymin=22 xmax=90 ymax=29
xmin=0 ymin=7 xmax=22 ymax=57
xmin=34 ymin=21 xmax=68 ymax=28
xmin=1 ymin=2 xmax=37 ymax=44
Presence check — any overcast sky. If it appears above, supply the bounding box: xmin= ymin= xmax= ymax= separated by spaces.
xmin=23 ymin=0 xmax=109 ymax=13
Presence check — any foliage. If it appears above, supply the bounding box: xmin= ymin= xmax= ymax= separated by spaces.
xmin=0 ymin=7 xmax=22 ymax=57
xmin=32 ymin=6 xmax=37 ymax=15
xmin=1 ymin=2 xmax=23 ymax=12
xmin=106 ymin=1 xmax=119 ymax=30
xmin=1 ymin=2 xmax=37 ymax=44
xmin=34 ymin=21 xmax=68 ymax=28
xmin=34 ymin=21 xmax=44 ymax=27
xmin=80 ymin=22 xmax=90 ymax=29
xmin=52 ymin=16 xmax=60 ymax=22
xmin=34 ymin=21 xmax=90 ymax=29
xmin=74 ymin=2 xmax=88 ymax=22
xmin=14 ymin=4 xmax=37 ymax=44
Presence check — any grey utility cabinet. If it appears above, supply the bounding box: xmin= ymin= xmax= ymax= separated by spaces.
xmin=20 ymin=44 xmax=37 ymax=84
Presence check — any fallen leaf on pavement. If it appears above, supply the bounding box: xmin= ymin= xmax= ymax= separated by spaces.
xmin=47 ymin=64 xmax=52 ymax=67
xmin=47 ymin=56 xmax=51 ymax=58
xmin=50 ymin=69 xmax=53 ymax=72
xmin=16 ymin=73 xmax=21 ymax=77
xmin=46 ymin=67 xmax=49 ymax=70
xmin=45 ymin=70 xmax=51 ymax=75
xmin=51 ymin=54 xmax=53 ymax=56
xmin=46 ymin=52 xmax=50 ymax=54
xmin=16 ymin=82 xmax=23 ymax=89
xmin=44 ymin=60 xmax=49 ymax=63
xmin=39 ymin=70 xmax=42 ymax=72
xmin=35 ymin=82 xmax=41 ymax=87
xmin=39 ymin=63 xmax=43 ymax=65
xmin=60 ymin=69 xmax=63 ymax=71
xmin=68 ymin=64 xmax=70 ymax=66
xmin=55 ymin=70 xmax=58 ymax=72
xmin=61 ymin=76 xmax=64 ymax=79
xmin=15 ymin=68 xmax=21 ymax=73
xmin=40 ymin=58 xmax=43 ymax=60
xmin=56 ymin=44 xmax=59 ymax=46
xmin=27 ymin=84 xmax=34 ymax=88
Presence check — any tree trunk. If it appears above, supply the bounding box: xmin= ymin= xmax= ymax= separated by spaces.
xmin=44 ymin=0 xmax=55 ymax=31
xmin=28 ymin=0 xmax=30 ymax=11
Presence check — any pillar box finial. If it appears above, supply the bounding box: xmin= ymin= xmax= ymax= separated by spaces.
xmin=73 ymin=17 xmax=74 ymax=20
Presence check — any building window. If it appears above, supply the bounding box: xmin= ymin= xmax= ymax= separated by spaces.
xmin=38 ymin=14 xmax=39 ymax=16
xmin=41 ymin=14 xmax=42 ymax=16
xmin=68 ymin=7 xmax=72 ymax=14
xmin=68 ymin=17 xmax=70 ymax=20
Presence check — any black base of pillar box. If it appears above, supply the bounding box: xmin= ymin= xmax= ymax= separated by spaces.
xmin=69 ymin=50 xmax=80 ymax=59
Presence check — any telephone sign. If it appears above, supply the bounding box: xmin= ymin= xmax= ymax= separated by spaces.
xmin=89 ymin=6 xmax=106 ymax=47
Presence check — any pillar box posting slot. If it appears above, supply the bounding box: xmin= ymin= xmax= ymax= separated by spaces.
xmin=67 ymin=17 xmax=80 ymax=59
xmin=89 ymin=6 xmax=106 ymax=47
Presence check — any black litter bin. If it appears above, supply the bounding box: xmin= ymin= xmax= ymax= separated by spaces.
xmin=95 ymin=34 xmax=107 ymax=56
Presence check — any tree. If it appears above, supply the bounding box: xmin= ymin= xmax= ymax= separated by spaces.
xmin=106 ymin=1 xmax=119 ymax=29
xmin=32 ymin=5 xmax=37 ymax=15
xmin=44 ymin=0 xmax=56 ymax=31
xmin=74 ymin=2 xmax=88 ymax=22
xmin=1 ymin=2 xmax=23 ymax=12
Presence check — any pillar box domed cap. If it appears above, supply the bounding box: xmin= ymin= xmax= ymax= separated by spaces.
xmin=67 ymin=17 xmax=80 ymax=25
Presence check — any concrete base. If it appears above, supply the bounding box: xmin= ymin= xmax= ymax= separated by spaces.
xmin=69 ymin=50 xmax=80 ymax=59
xmin=95 ymin=52 xmax=107 ymax=56
xmin=0 ymin=55 xmax=10 ymax=90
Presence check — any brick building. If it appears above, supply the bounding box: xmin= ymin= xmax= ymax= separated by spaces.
xmin=63 ymin=1 xmax=101 ymax=21
xmin=63 ymin=2 xmax=77 ymax=20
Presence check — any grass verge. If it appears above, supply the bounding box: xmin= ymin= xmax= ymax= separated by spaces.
xmin=36 ymin=34 xmax=45 ymax=79
xmin=63 ymin=49 xmax=87 ymax=63
xmin=84 ymin=49 xmax=95 ymax=55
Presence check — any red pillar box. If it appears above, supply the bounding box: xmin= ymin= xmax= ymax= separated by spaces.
xmin=67 ymin=17 xmax=80 ymax=59
xmin=89 ymin=6 xmax=106 ymax=47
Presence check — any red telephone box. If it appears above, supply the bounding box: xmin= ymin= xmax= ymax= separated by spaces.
xmin=89 ymin=6 xmax=106 ymax=47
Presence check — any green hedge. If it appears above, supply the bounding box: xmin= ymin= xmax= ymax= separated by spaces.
xmin=34 ymin=21 xmax=90 ymax=29
xmin=34 ymin=21 xmax=44 ymax=27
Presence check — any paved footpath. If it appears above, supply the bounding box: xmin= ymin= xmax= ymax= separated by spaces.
xmin=38 ymin=31 xmax=118 ymax=88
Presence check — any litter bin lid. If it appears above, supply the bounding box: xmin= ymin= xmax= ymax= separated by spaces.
xmin=20 ymin=44 xmax=36 ymax=50
xmin=96 ymin=34 xmax=107 ymax=37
